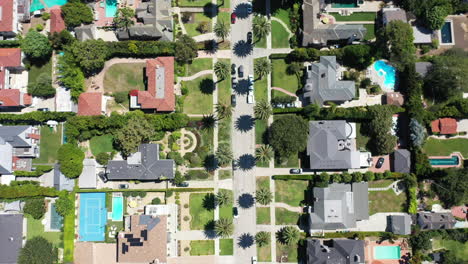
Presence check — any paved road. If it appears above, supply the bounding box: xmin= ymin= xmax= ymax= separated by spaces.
xmin=230 ymin=0 xmax=257 ymax=263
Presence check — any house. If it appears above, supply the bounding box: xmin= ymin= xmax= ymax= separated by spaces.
xmin=415 ymin=62 xmax=432 ymax=78
xmin=75 ymin=25 xmax=97 ymax=41
xmin=0 ymin=126 xmax=40 ymax=177
xmin=308 ymin=182 xmax=369 ymax=230
xmin=129 ymin=57 xmax=175 ymax=112
xmin=393 ymin=149 xmax=411 ymax=173
xmin=385 ymin=92 xmax=404 ymax=107
xmin=50 ymin=8 xmax=66 ymax=34
xmin=0 ymin=214 xmax=24 ymax=264
xmin=413 ymin=25 xmax=433 ymax=44
xmin=106 ymin=144 xmax=174 ymax=181
xmin=431 ymin=118 xmax=457 ymax=135
xmin=417 ymin=212 xmax=456 ymax=230
xmin=304 ymin=56 xmax=355 ymax=106
xmin=0 ymin=48 xmax=31 ymax=109
xmin=382 ymin=7 xmax=407 ymax=25
xmin=77 ymin=92 xmax=105 ymax=116
xmin=306 ymin=239 xmax=365 ymax=264
xmin=17 ymin=0 xmax=30 ymax=23
xmin=0 ymin=0 xmax=29 ymax=39
xmin=78 ymin=159 xmax=97 ymax=189
xmin=388 ymin=214 xmax=412 ymax=235
xmin=302 ymin=0 xmax=366 ymax=46
xmin=53 ymin=164 xmax=75 ymax=191
xmin=117 ymin=0 xmax=173 ymax=41
xmin=3 ymin=200 xmax=24 ymax=212
xmin=307 ymin=120 xmax=372 ymax=170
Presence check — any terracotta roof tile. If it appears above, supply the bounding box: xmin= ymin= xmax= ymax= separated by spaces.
xmin=0 ymin=0 xmax=14 ymax=32
xmin=77 ymin=92 xmax=102 ymax=116
xmin=50 ymin=9 xmax=66 ymax=34
xmin=22 ymin=93 xmax=32 ymax=105
xmin=0 ymin=48 xmax=22 ymax=67
xmin=431 ymin=118 xmax=457 ymax=134
xmin=385 ymin=92 xmax=404 ymax=106
xmin=0 ymin=89 xmax=21 ymax=106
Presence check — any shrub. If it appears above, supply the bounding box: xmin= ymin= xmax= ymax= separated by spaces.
xmin=151 ymin=197 xmax=162 ymax=205
xmin=18 ymin=237 xmax=57 ymax=264
xmin=58 ymin=144 xmax=85 ymax=178
xmin=383 ymin=170 xmax=393 ymax=179
xmin=166 ymin=190 xmax=174 ymax=198
xmin=113 ymin=92 xmax=128 ymax=104
xmin=55 ymin=193 xmax=74 ymax=217
xmin=364 ymin=171 xmax=375 ymax=182
xmin=28 ymin=73 xmax=55 ymax=98
xmin=183 ymin=203 xmax=189 ymax=208
xmin=167 ymin=151 xmax=184 ymax=166
xmin=352 ymin=172 xmax=363 ymax=182
xmin=36 ymin=24 xmax=44 ymax=31
xmin=183 ymin=216 xmax=190 ymax=221
xmin=14 ymin=165 xmax=53 ymax=177
xmin=41 ymin=12 xmax=51 ymax=20
xmin=24 ymin=198 xmax=46 ymax=219
xmin=272 ymin=175 xmax=313 ymax=180
xmin=95 ymin=152 xmax=110 ymax=165
xmin=0 ymin=183 xmax=59 ymax=199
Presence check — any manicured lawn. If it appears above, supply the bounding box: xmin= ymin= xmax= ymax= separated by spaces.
xmin=26 ymin=215 xmax=62 ymax=247
xmin=190 ymin=240 xmax=215 ymax=255
xmin=423 ymin=138 xmax=468 ymax=158
xmin=219 ymin=170 xmax=232 ymax=180
xmin=254 ymin=58 xmax=268 ymax=102
xmin=368 ymin=179 xmax=394 ymax=188
xmin=218 ymin=116 xmax=231 ymax=147
xmin=89 ymin=134 xmax=115 ymax=156
xmin=217 ymin=59 xmax=231 ymax=104
xmin=219 ymin=189 xmax=234 ymax=219
xmin=276 ymin=242 xmax=298 ymax=262
xmin=433 ymin=239 xmax=468 ymax=261
xmin=256 ymin=176 xmax=270 ymax=190
xmin=220 ymin=239 xmax=234 ymax=255
xmin=369 ymin=189 xmax=406 ymax=215
xmin=272 ymin=20 xmax=290 ymax=48
xmin=274 ymin=152 xmax=299 ymax=168
xmin=329 ymin=12 xmax=377 ymax=21
xmin=33 ymin=124 xmax=62 ymax=164
xmin=271 ymin=59 xmax=301 ymax=95
xmin=257 ymin=233 xmax=272 ymax=262
xmin=63 ymin=193 xmax=76 ymax=263
xmin=187 ymin=58 xmax=213 ymax=77
xmin=182 ymin=75 xmax=214 ymax=115
xmin=28 ymin=59 xmax=52 ymax=86
xmin=356 ymin=123 xmax=370 ymax=151
xmin=363 ymin=24 xmax=376 ymax=41
xmin=273 ymin=8 xmax=291 ymax=29
xmin=255 ymin=119 xmax=268 ymax=145
xmin=184 ymin=13 xmax=212 ymax=37
xmin=275 ymin=180 xmax=307 ymax=206
xmin=275 ymin=208 xmax=301 ymax=225
xmin=189 ymin=193 xmax=215 ymax=230
xmin=103 ymin=63 xmax=146 ymax=93
xmin=255 ymin=36 xmax=267 ymax=48
xmin=180 ymin=0 xmax=211 ymax=6
xmin=217 ymin=0 xmax=230 ymax=8
xmin=256 ymin=207 xmax=271 ymax=224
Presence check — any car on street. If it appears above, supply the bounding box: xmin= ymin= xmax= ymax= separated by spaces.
xmin=252 ymin=256 xmax=257 ymax=264
xmin=232 ymin=160 xmax=238 ymax=170
xmin=247 ymin=32 xmax=253 ymax=43
xmin=231 ymin=63 xmax=236 ymax=75
xmin=233 ymin=207 xmax=239 ymax=218
xmin=177 ymin=182 xmax=189 ymax=187
xmin=290 ymin=168 xmax=302 ymax=174
xmin=118 ymin=184 xmax=129 ymax=189
xmin=238 ymin=65 xmax=244 ymax=78
xmin=247 ymin=5 xmax=252 ymax=14
xmin=231 ymin=94 xmax=236 ymax=107
xmin=231 ymin=13 xmax=236 ymax=24
xmin=247 ymin=90 xmax=254 ymax=104
xmin=232 ymin=77 xmax=238 ymax=89
xmin=248 ymin=74 xmax=254 ymax=85
xmin=375 ymin=157 xmax=385 ymax=169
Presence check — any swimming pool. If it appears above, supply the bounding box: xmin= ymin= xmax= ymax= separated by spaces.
xmin=50 ymin=203 xmax=63 ymax=230
xmin=429 ymin=155 xmax=459 ymax=166
xmin=111 ymin=196 xmax=124 ymax=221
xmin=373 ymin=60 xmax=396 ymax=90
xmin=105 ymin=0 xmax=118 ymax=17
xmin=79 ymin=193 xmax=107 ymax=241
xmin=374 ymin=246 xmax=401 ymax=260
xmin=30 ymin=0 xmax=68 ymax=12
xmin=441 ymin=21 xmax=453 ymax=44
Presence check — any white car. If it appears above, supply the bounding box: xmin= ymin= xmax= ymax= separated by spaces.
xmin=252 ymin=256 xmax=257 ymax=264
xmin=247 ymin=91 xmax=254 ymax=104
xmin=248 ymin=74 xmax=254 ymax=85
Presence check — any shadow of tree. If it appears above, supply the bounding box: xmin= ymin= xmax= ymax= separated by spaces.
xmin=237 ymin=233 xmax=254 ymax=249
xmin=203 ymin=3 xmax=218 ymax=18
xmin=203 ymin=220 xmax=217 ymax=239
xmin=233 ymin=3 xmax=251 ymax=19
xmin=235 ymin=115 xmax=255 ymax=132
xmin=202 ymin=193 xmax=216 ymax=211
xmin=233 ymin=40 xmax=253 ymax=58
xmin=204 ymin=154 xmax=219 ymax=171
xmin=233 ymin=79 xmax=250 ymax=95
xmin=203 ymin=39 xmax=219 ymax=54
xmin=238 ymin=153 xmax=256 ymax=171
xmin=237 ymin=193 xmax=255 ymax=209
xmin=199 ymin=78 xmax=215 ymax=94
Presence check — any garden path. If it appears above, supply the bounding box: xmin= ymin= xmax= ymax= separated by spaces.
xmin=271 ymin=87 xmax=298 ymax=98
xmin=172 ymin=7 xmax=188 ymax=35
xmin=178 ymin=70 xmax=214 ymax=81
xmin=271 ymin=17 xmax=293 ymax=38
xmin=272 ymin=203 xmax=302 ymax=213
xmin=180 ymin=192 xmax=192 ymax=231
xmin=198 ymin=50 xmax=232 ymax=58
xmin=193 ymin=33 xmax=216 ymax=42
xmin=178 ymin=129 xmax=198 ymax=156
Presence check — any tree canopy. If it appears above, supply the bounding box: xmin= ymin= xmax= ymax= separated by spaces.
xmin=253 ymin=15 xmax=271 ymax=42
xmin=114 ymin=114 xmax=154 ymax=157
xmin=431 ymin=167 xmax=468 ymax=207
xmin=27 ymin=73 xmax=55 ymax=98
xmin=23 ymin=198 xmax=46 ymax=219
xmin=70 ymin=39 xmax=109 ymax=75
xmin=378 ymin=21 xmax=415 ymax=70
xmin=113 ymin=7 xmax=135 ymax=30
xmin=55 ymin=193 xmax=74 ymax=217
xmin=175 ymin=34 xmax=198 ymax=63
xmin=61 ymin=0 xmax=93 ymax=28
xmin=366 ymin=106 xmax=397 ymax=155
xmin=399 ymin=0 xmax=461 ymax=30
xmin=21 ymin=31 xmax=52 ymax=61
xmin=342 ymin=45 xmax=374 ymax=70
xmin=18 ymin=237 xmax=58 ymax=264
xmin=268 ymin=115 xmax=308 ymax=159
xmin=58 ymin=143 xmax=85 ymax=178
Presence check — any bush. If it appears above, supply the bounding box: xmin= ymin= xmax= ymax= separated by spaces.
xmin=352 ymin=172 xmax=363 ymax=182
xmin=272 ymin=175 xmax=313 ymax=180
xmin=55 ymin=193 xmax=74 ymax=217
xmin=166 ymin=190 xmax=174 ymax=198
xmin=21 ymin=30 xmax=52 ymax=61
xmin=41 ymin=12 xmax=51 ymax=20
xmin=184 ymin=152 xmax=202 ymax=167
xmin=95 ymin=152 xmax=110 ymax=165
xmin=24 ymin=198 xmax=46 ymax=219
xmin=61 ymin=1 xmax=93 ymax=28
xmin=28 ymin=73 xmax=55 ymax=98
xmin=272 ymin=96 xmax=296 ymax=105
xmin=58 ymin=144 xmax=85 ymax=178
xmin=183 ymin=216 xmax=190 ymax=221
xmin=113 ymin=92 xmax=128 ymax=104
xmin=18 ymin=237 xmax=58 ymax=264
xmin=122 ymin=191 xmax=147 ymax=198
xmin=36 ymin=24 xmax=44 ymax=31
xmin=14 ymin=165 xmax=53 ymax=177
xmin=0 ymin=40 xmax=21 ymax=47
xmin=167 ymin=151 xmax=184 ymax=166
xmin=185 ymin=170 xmax=210 ymax=180
xmin=0 ymin=183 xmax=59 ymax=199
xmin=363 ymin=171 xmax=375 ymax=182
xmin=151 ymin=197 xmax=162 ymax=205
xmin=360 ymin=78 xmax=372 ymax=88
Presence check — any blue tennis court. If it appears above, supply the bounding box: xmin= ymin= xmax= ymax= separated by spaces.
xmin=79 ymin=193 xmax=107 ymax=241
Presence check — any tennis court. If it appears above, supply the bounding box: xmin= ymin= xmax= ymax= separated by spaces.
xmin=79 ymin=193 xmax=107 ymax=241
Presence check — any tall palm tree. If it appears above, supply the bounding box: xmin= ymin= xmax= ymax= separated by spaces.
xmin=255 ymin=231 xmax=270 ymax=247
xmin=214 ymin=19 xmax=229 ymax=43
xmin=215 ymin=218 xmax=234 ymax=238
xmin=216 ymin=189 xmax=233 ymax=207
xmin=216 ymin=143 xmax=233 ymax=166
xmin=201 ymin=114 xmax=217 ymax=130
xmin=252 ymin=16 xmax=271 ymax=43
xmin=256 ymin=188 xmax=273 ymax=205
xmin=215 ymin=102 xmax=233 ymax=120
xmin=276 ymin=226 xmax=300 ymax=245
xmin=255 ymin=144 xmax=274 ymax=164
xmin=214 ymin=60 xmax=230 ymax=82
xmin=254 ymin=100 xmax=272 ymax=120
xmin=254 ymin=57 xmax=271 ymax=80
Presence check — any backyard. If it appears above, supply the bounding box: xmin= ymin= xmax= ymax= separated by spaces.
xmin=103 ymin=63 xmax=146 ymax=93
xmin=189 ymin=193 xmax=215 ymax=230
xmin=33 ymin=125 xmax=62 ymax=164
xmin=432 ymin=238 xmax=468 ymax=261
xmin=423 ymin=138 xmax=468 ymax=157
xmin=356 ymin=123 xmax=370 ymax=151
xmin=89 ymin=134 xmax=115 ymax=156
xmin=271 ymin=59 xmax=301 ymax=97
xmin=28 ymin=59 xmax=52 ymax=86
xmin=272 ymin=20 xmax=291 ymax=48
xmin=329 ymin=12 xmax=377 ymax=21
xmin=181 ymin=76 xmax=214 ymax=115
xmin=190 ymin=240 xmax=215 ymax=255
xmin=368 ymin=189 xmax=407 ymax=215
xmin=363 ymin=24 xmax=376 ymax=40
xmin=26 ymin=215 xmax=62 ymax=247
xmin=275 ymin=180 xmax=308 ymax=206
xmin=182 ymin=13 xmax=212 ymax=37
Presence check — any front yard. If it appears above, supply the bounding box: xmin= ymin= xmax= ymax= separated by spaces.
xmin=257 ymin=207 xmax=271 ymax=224
xmin=182 ymin=13 xmax=212 ymax=38
xmin=368 ymin=189 xmax=407 ymax=215
xmin=272 ymin=20 xmax=290 ymax=48
xmin=181 ymin=76 xmax=214 ymax=115
xmin=219 ymin=189 xmax=234 ymax=219
xmin=423 ymin=138 xmax=468 ymax=157
xmin=220 ymin=239 xmax=233 ymax=255
xmin=189 ymin=193 xmax=215 ymax=230
xmin=190 ymin=240 xmax=215 ymax=256
xmin=254 ymin=58 xmax=268 ymax=102
xmin=257 ymin=232 xmax=272 ymax=262
xmin=275 ymin=180 xmax=307 ymax=206
xmin=275 ymin=208 xmax=301 ymax=225
xmin=89 ymin=134 xmax=115 ymax=156
xmin=186 ymin=58 xmax=213 ymax=77
xmin=34 ymin=125 xmax=62 ymax=164
xmin=271 ymin=59 xmax=301 ymax=97
xmin=276 ymin=242 xmax=298 ymax=263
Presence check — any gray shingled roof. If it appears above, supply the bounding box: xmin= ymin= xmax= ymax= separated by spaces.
xmin=417 ymin=212 xmax=457 ymax=230
xmin=0 ymin=126 xmax=31 ymax=148
xmin=54 ymin=164 xmax=75 ymax=191
xmin=304 ymin=57 xmax=355 ymax=105
xmin=389 ymin=214 xmax=412 ymax=235
xmin=0 ymin=214 xmax=23 ymax=264
xmin=306 ymin=239 xmax=365 ymax=264
xmin=393 ymin=149 xmax=411 ymax=173
xmin=75 ymin=25 xmax=96 ymax=41
xmin=107 ymin=144 xmax=174 ymax=180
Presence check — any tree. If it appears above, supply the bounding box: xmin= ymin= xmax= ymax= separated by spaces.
xmin=18 ymin=237 xmax=57 ymax=264
xmin=367 ymin=106 xmax=397 ymax=155
xmin=216 ymin=143 xmax=233 ymax=167
xmin=276 ymin=226 xmax=300 ymax=245
xmin=342 ymin=45 xmax=373 ymax=70
xmin=70 ymin=39 xmax=109 ymax=75
xmin=379 ymin=232 xmax=397 ymax=244
xmin=268 ymin=115 xmax=308 ymax=159
xmin=431 ymin=168 xmax=468 ymax=207
xmin=254 ymin=100 xmax=272 ymax=120
xmin=48 ymin=30 xmax=75 ymax=50
xmin=55 ymin=193 xmax=73 ymax=217
xmin=378 ymin=21 xmax=416 ymax=70
xmin=21 ymin=30 xmax=52 ymax=60
xmin=61 ymin=0 xmax=93 ymax=28
xmin=95 ymin=152 xmax=110 ymax=165
xmin=24 ymin=198 xmax=46 ymax=219
xmin=364 ymin=171 xmax=375 ymax=182
xmin=409 ymin=118 xmax=426 ymax=147
xmin=201 ymin=114 xmax=216 ymax=130
xmin=28 ymin=73 xmax=55 ymax=98
xmin=442 ymin=250 xmax=461 ymax=264
xmin=175 ymin=34 xmax=198 ymax=63
xmin=425 ymin=5 xmax=450 ymax=30
xmin=253 ymin=15 xmax=271 ymax=42
xmin=286 ymin=62 xmax=303 ymax=77
xmin=214 ymin=19 xmax=229 ymax=42
xmin=216 ymin=189 xmax=233 ymax=207
xmin=173 ymin=171 xmax=185 ymax=185
xmin=342 ymin=172 xmax=352 ymax=183
xmin=256 ymin=188 xmax=273 ymax=205
xmin=255 ymin=144 xmax=274 ymax=164
xmin=215 ymin=102 xmax=233 ymax=120
xmin=57 ymin=52 xmax=85 ymax=100
xmin=255 ymin=231 xmax=270 ymax=247
xmin=409 ymin=231 xmax=432 ymax=251
xmin=315 ymin=172 xmax=330 ymax=187
xmin=114 ymin=114 xmax=154 ymax=157
xmin=113 ymin=7 xmax=135 ymax=30
xmin=215 ymin=218 xmax=234 ymax=238
xmin=58 ymin=143 xmax=85 ymax=178
xmin=151 ymin=197 xmax=161 ymax=204
xmin=214 ymin=60 xmax=230 ymax=81
xmin=254 ymin=57 xmax=271 ymax=80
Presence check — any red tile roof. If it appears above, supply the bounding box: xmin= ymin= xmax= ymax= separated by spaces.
xmin=0 ymin=89 xmax=21 ymax=106
xmin=77 ymin=92 xmax=103 ymax=116
xmin=135 ymin=57 xmax=175 ymax=111
xmin=23 ymin=93 xmax=32 ymax=105
xmin=431 ymin=118 xmax=457 ymax=135
xmin=50 ymin=9 xmax=66 ymax=34
xmin=0 ymin=0 xmax=14 ymax=32
xmin=385 ymin=92 xmax=404 ymax=106
xmin=0 ymin=48 xmax=22 ymax=67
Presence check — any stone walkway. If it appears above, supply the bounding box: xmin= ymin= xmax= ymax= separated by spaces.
xmin=178 ymin=70 xmax=213 ymax=82
xmin=271 ymin=87 xmax=297 ymax=98
xmin=193 ymin=33 xmax=216 ymax=42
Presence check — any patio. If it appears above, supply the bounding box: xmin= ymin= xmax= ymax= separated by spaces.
xmin=369 ymin=155 xmax=390 ymax=173
xmin=364 ymin=239 xmax=411 ymax=264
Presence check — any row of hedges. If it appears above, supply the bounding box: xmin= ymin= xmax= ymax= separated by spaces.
xmin=77 ymin=188 xmax=214 ymax=193
xmin=0 ymin=183 xmax=59 ymax=199
xmin=320 ymin=231 xmax=408 ymax=239
xmin=273 ymin=171 xmax=405 ymax=182
xmin=106 ymin=41 xmax=175 ymax=58
xmin=0 ymin=40 xmax=21 ymax=47
xmin=298 ymin=104 xmax=405 ymax=121
xmin=14 ymin=165 xmax=53 ymax=177
xmin=0 ymin=111 xmax=74 ymax=125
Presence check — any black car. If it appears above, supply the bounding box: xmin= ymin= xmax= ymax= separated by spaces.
xmin=231 ymin=63 xmax=236 ymax=75
xmin=118 ymin=184 xmax=129 ymax=189
xmin=238 ymin=65 xmax=244 ymax=78
xmin=233 ymin=207 xmax=239 ymax=218
xmin=38 ymin=108 xmax=49 ymax=112
xmin=375 ymin=157 xmax=385 ymax=168
xmin=177 ymin=182 xmax=189 ymax=187
xmin=247 ymin=32 xmax=253 ymax=43
xmin=231 ymin=94 xmax=236 ymax=107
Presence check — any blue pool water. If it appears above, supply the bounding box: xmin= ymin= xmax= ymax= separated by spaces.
xmin=429 ymin=155 xmax=459 ymax=166
xmin=30 ymin=0 xmax=68 ymax=12
xmin=79 ymin=193 xmax=107 ymax=242
xmin=374 ymin=246 xmax=401 ymax=260
xmin=106 ymin=0 xmax=118 ymax=17
xmin=374 ymin=60 xmax=396 ymax=90
xmin=111 ymin=196 xmax=124 ymax=221
xmin=441 ymin=21 xmax=453 ymax=44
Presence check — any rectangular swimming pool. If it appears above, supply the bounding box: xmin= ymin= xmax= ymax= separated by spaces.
xmin=79 ymin=192 xmax=107 ymax=241
xmin=429 ymin=155 xmax=459 ymax=166
xmin=441 ymin=21 xmax=453 ymax=44
xmin=111 ymin=196 xmax=124 ymax=221
xmin=374 ymin=246 xmax=401 ymax=260
xmin=105 ymin=0 xmax=118 ymax=17
xmin=30 ymin=0 xmax=68 ymax=12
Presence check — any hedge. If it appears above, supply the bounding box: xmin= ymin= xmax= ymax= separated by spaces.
xmin=273 ymin=175 xmax=314 ymax=180
xmin=0 ymin=111 xmax=74 ymax=125
xmin=273 ymin=108 xmax=303 ymax=114
xmin=319 ymin=231 xmax=408 ymax=239
xmin=273 ymin=171 xmax=403 ymax=182
xmin=14 ymin=165 xmax=54 ymax=177
xmin=0 ymin=40 xmax=21 ymax=47
xmin=106 ymin=41 xmax=175 ymax=58
xmin=77 ymin=188 xmax=214 ymax=193
xmin=269 ymin=53 xmax=289 ymax=59
xmin=0 ymin=183 xmax=59 ymax=199
xmin=407 ymin=187 xmax=418 ymax=214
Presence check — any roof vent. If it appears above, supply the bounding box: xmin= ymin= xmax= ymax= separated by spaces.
xmin=9 ymin=237 xmax=14 ymax=241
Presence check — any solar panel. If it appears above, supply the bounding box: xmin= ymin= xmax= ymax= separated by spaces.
xmin=124 ymin=234 xmax=133 ymax=238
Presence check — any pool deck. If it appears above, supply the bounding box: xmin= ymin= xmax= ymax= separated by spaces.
xmin=366 ymin=61 xmax=394 ymax=92
xmin=365 ymin=240 xmax=410 ymax=264
xmin=428 ymin=152 xmax=463 ymax=168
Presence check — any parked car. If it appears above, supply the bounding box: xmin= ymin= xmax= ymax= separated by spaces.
xmin=247 ymin=90 xmax=254 ymax=104
xmin=252 ymin=256 xmax=257 ymax=264
xmin=375 ymin=157 xmax=385 ymax=169
xmin=37 ymin=108 xmax=49 ymax=112
xmin=248 ymin=74 xmax=254 ymax=85
xmin=233 ymin=207 xmax=239 ymax=218
xmin=231 ymin=63 xmax=236 ymax=75
xmin=247 ymin=31 xmax=253 ymax=43
xmin=231 ymin=13 xmax=236 ymax=24
xmin=247 ymin=4 xmax=252 ymax=14
xmin=177 ymin=182 xmax=189 ymax=187
xmin=232 ymin=77 xmax=238 ymax=90
xmin=289 ymin=168 xmax=302 ymax=174
xmin=118 ymin=184 xmax=129 ymax=189
xmin=232 ymin=160 xmax=238 ymax=170
xmin=238 ymin=65 xmax=244 ymax=78
xmin=231 ymin=94 xmax=236 ymax=107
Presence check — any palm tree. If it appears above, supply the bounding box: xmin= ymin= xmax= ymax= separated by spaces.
xmin=256 ymin=188 xmax=273 ymax=205
xmin=255 ymin=144 xmax=274 ymax=164
xmin=255 ymin=231 xmax=270 ymax=247
xmin=215 ymin=102 xmax=233 ymax=120
xmin=287 ymin=62 xmax=303 ymax=77
xmin=216 ymin=189 xmax=233 ymax=207
xmin=214 ymin=19 xmax=230 ymax=43
xmin=254 ymin=57 xmax=271 ymax=80
xmin=201 ymin=114 xmax=217 ymax=130
xmin=214 ymin=60 xmax=230 ymax=82
xmin=216 ymin=143 xmax=233 ymax=166
xmin=215 ymin=218 xmax=234 ymax=238
xmin=276 ymin=226 xmax=300 ymax=245
xmin=113 ymin=7 xmax=135 ymax=31
xmin=254 ymin=100 xmax=272 ymax=120
xmin=253 ymin=16 xmax=271 ymax=43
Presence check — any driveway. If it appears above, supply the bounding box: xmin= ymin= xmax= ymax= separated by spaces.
xmin=369 ymin=155 xmax=390 ymax=173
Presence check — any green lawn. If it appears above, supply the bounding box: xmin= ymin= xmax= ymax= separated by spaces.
xmin=180 ymin=0 xmax=211 ymax=6
xmin=63 ymin=193 xmax=76 ymax=263
xmin=329 ymin=12 xmax=377 ymax=21
xmin=273 ymin=8 xmax=291 ymax=29
xmin=220 ymin=239 xmax=234 ymax=255
xmin=182 ymin=75 xmax=214 ymax=114
xmin=190 ymin=240 xmax=215 ymax=255
xmin=255 ymin=36 xmax=267 ymax=48
xmin=271 ymin=59 xmax=301 ymax=95
xmin=219 ymin=189 xmax=234 ymax=219
xmin=189 ymin=193 xmax=215 ymax=230
xmin=28 ymin=59 xmax=52 ymax=86
xmin=275 ymin=180 xmax=307 ymax=206
xmin=433 ymin=239 xmax=468 ymax=261
xmin=219 ymin=170 xmax=232 ymax=180
xmin=276 ymin=242 xmax=298 ymax=262
xmin=218 ymin=12 xmax=231 ymax=34
xmin=103 ymin=63 xmax=146 ymax=93
xmin=187 ymin=58 xmax=213 ymax=77
xmin=218 ymin=117 xmax=231 ymax=148
xmin=256 ymin=176 xmax=270 ymax=190
xmin=274 ymin=152 xmax=299 ymax=168
xmin=275 ymin=208 xmax=301 ymax=225
xmin=272 ymin=20 xmax=290 ymax=48
xmin=255 ymin=119 xmax=268 ymax=145
xmin=257 ymin=233 xmax=272 ymax=262
xmin=89 ymin=134 xmax=114 ymax=156
xmin=254 ymin=58 xmax=268 ymax=102
xmin=423 ymin=138 xmax=468 ymax=158
xmin=356 ymin=123 xmax=370 ymax=151
xmin=217 ymin=0 xmax=230 ymax=8
xmin=256 ymin=207 xmax=271 ymax=224
xmin=217 ymin=59 xmax=232 ymax=147
xmin=183 ymin=13 xmax=212 ymax=37
xmin=368 ymin=179 xmax=394 ymax=188
xmin=26 ymin=215 xmax=62 ymax=247
xmin=363 ymin=24 xmax=376 ymax=41
xmin=33 ymin=125 xmax=62 ymax=164
xmin=369 ymin=189 xmax=407 ymax=215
